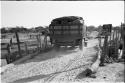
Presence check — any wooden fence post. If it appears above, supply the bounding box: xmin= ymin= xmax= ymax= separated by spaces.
xmin=44 ymin=35 xmax=47 ymax=49
xmin=36 ymin=35 xmax=40 ymax=52
xmin=115 ymin=29 xmax=119 ymax=59
xmin=117 ymin=29 xmax=120 ymax=41
xmin=98 ymin=36 xmax=101 ymax=48
xmin=15 ymin=32 xmax=22 ymax=57
xmin=112 ymin=29 xmax=115 ymax=41
xmin=6 ymin=44 xmax=11 ymax=64
xmin=39 ymin=34 xmax=42 ymax=50
xmin=100 ymin=34 xmax=108 ymax=66
xmin=109 ymin=32 xmax=112 ymax=46
xmin=24 ymin=42 xmax=28 ymax=55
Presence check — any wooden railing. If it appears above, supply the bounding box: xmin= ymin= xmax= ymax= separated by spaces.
xmin=1 ymin=32 xmax=51 ymax=64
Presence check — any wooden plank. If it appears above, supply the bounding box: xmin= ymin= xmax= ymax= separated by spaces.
xmin=15 ymin=32 xmax=22 ymax=57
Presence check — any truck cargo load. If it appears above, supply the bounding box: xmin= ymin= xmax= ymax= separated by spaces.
xmin=49 ymin=16 xmax=86 ymax=50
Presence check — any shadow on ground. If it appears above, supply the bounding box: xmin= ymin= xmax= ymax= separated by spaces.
xmin=14 ymin=46 xmax=79 ymax=65
xmin=75 ymin=69 xmax=90 ymax=79
xmin=4 ymin=39 xmax=99 ymax=83
xmin=12 ymin=63 xmax=91 ymax=83
xmin=11 ymin=46 xmax=99 ymax=83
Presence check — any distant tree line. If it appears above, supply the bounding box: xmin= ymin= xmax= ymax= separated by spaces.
xmin=1 ymin=26 xmax=28 ymax=33
xmin=87 ymin=26 xmax=96 ymax=32
xmin=87 ymin=25 xmax=102 ymax=32
xmin=1 ymin=25 xmax=101 ymax=34
xmin=0 ymin=26 xmax=49 ymax=34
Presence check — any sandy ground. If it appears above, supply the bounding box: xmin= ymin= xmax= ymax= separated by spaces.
xmin=1 ymin=37 xmax=124 ymax=83
xmin=0 ymin=59 xmax=7 ymax=67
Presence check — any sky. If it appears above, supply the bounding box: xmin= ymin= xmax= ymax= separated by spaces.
xmin=1 ymin=1 xmax=124 ymax=28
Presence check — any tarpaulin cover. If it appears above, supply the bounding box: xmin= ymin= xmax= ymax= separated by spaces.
xmin=51 ymin=16 xmax=84 ymax=25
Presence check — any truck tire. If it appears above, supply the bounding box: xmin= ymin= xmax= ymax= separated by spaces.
xmin=54 ymin=44 xmax=60 ymax=51
xmin=79 ymin=40 xmax=83 ymax=50
xmin=72 ymin=41 xmax=76 ymax=48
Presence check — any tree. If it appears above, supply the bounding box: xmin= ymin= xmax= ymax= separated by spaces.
xmin=35 ymin=26 xmax=44 ymax=32
xmin=1 ymin=27 xmax=7 ymax=33
xmin=87 ymin=26 xmax=96 ymax=32
xmin=8 ymin=26 xmax=28 ymax=33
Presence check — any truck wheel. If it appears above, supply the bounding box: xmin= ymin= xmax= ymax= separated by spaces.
xmin=72 ymin=45 xmax=75 ymax=48
xmin=72 ymin=41 xmax=76 ymax=48
xmin=79 ymin=40 xmax=83 ymax=50
xmin=54 ymin=44 xmax=60 ymax=51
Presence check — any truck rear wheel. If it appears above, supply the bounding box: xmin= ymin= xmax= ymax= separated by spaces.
xmin=79 ymin=40 xmax=83 ymax=50
xmin=72 ymin=41 xmax=76 ymax=48
xmin=54 ymin=44 xmax=60 ymax=51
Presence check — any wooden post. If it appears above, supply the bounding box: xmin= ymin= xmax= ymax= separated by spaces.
xmin=24 ymin=42 xmax=28 ymax=55
xmin=7 ymin=44 xmax=11 ymax=54
xmin=6 ymin=44 xmax=11 ymax=64
xmin=39 ymin=34 xmax=42 ymax=50
xmin=120 ymin=24 xmax=122 ymax=41
xmin=109 ymin=32 xmax=112 ymax=46
xmin=36 ymin=35 xmax=40 ymax=52
xmin=100 ymin=33 xmax=108 ymax=66
xmin=115 ymin=29 xmax=119 ymax=59
xmin=44 ymin=34 xmax=47 ymax=49
xmin=112 ymin=29 xmax=115 ymax=41
xmin=10 ymin=38 xmax=13 ymax=46
xmin=117 ymin=28 xmax=120 ymax=41
xmin=98 ymin=36 xmax=101 ymax=48
xmin=15 ymin=32 xmax=22 ymax=57
xmin=98 ymin=28 xmax=102 ymax=48
xmin=117 ymin=28 xmax=120 ymax=43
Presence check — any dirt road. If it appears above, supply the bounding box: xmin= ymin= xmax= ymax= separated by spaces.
xmin=1 ymin=38 xmax=124 ymax=83
xmin=1 ymin=38 xmax=98 ymax=83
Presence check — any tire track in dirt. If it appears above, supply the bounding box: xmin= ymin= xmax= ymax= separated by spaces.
xmin=44 ymin=39 xmax=99 ymax=82
xmin=2 ymin=39 xmax=98 ymax=83
xmin=44 ymin=51 xmax=82 ymax=83
xmin=2 ymin=62 xmax=45 ymax=83
xmin=2 ymin=49 xmax=81 ymax=83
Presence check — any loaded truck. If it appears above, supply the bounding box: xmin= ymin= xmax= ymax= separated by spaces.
xmin=49 ymin=16 xmax=86 ymax=50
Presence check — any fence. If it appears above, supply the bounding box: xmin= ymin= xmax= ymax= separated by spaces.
xmin=1 ymin=32 xmax=51 ymax=64
xmin=98 ymin=24 xmax=124 ymax=65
